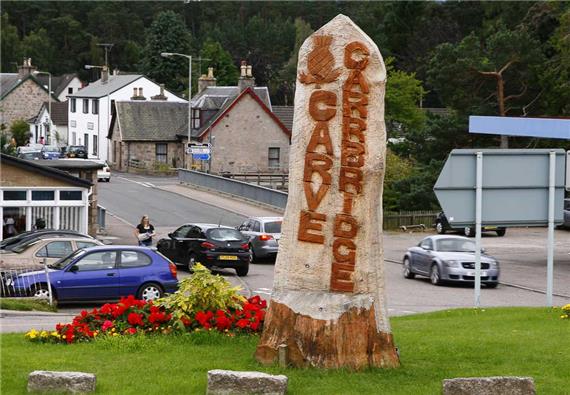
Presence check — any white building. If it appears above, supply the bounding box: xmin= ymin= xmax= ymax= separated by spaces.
xmin=37 ymin=73 xmax=83 ymax=102
xmin=67 ymin=71 xmax=186 ymax=161
xmin=28 ymin=102 xmax=68 ymax=146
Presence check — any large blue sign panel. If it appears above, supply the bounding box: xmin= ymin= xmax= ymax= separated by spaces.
xmin=469 ymin=116 xmax=570 ymax=140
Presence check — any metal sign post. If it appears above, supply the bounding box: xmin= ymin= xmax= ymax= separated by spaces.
xmin=474 ymin=152 xmax=483 ymax=307
xmin=547 ymin=151 xmax=556 ymax=306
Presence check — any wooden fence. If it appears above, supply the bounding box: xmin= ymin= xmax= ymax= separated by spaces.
xmin=383 ymin=210 xmax=439 ymax=230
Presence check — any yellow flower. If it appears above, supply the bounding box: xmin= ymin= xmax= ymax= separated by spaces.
xmin=62 ymin=335 xmax=67 ymax=339
xmin=40 ymin=331 xmax=48 ymax=338
xmin=112 ymin=333 xmax=119 ymax=337
xmin=51 ymin=332 xmax=58 ymax=337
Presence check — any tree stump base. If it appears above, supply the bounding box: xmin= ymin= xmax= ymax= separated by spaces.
xmin=255 ymin=291 xmax=400 ymax=370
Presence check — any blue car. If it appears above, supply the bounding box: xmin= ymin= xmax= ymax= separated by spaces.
xmin=41 ymin=145 xmax=62 ymax=159
xmin=8 ymin=246 xmax=178 ymax=302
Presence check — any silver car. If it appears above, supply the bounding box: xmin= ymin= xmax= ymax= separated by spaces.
xmin=402 ymin=235 xmax=500 ymax=287
xmin=237 ymin=217 xmax=282 ymax=262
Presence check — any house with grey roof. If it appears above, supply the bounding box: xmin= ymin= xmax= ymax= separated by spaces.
xmin=108 ymin=100 xmax=188 ymax=172
xmin=183 ymin=63 xmax=291 ymax=173
xmin=67 ymin=68 xmax=186 ymax=162
xmin=0 ymin=59 xmax=59 ymax=130
xmin=36 ymin=73 xmax=83 ymax=102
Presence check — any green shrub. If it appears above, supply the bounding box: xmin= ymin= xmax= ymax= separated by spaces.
xmin=157 ymin=263 xmax=245 ymax=320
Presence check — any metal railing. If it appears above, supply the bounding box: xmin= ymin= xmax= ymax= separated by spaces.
xmin=178 ymin=169 xmax=288 ymax=210
xmin=97 ymin=205 xmax=106 ymax=230
xmin=220 ymin=172 xmax=289 ymax=191
xmin=0 ymin=259 xmax=54 ymax=305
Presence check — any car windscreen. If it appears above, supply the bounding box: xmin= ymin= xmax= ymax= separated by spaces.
xmin=69 ymin=146 xmax=84 ymax=152
xmin=50 ymin=249 xmax=85 ymax=269
xmin=43 ymin=146 xmax=59 ymax=152
xmin=436 ymin=238 xmax=476 ymax=252
xmin=264 ymin=221 xmax=282 ymax=234
xmin=207 ymin=228 xmax=245 ymax=242
xmin=10 ymin=239 xmax=40 ymax=253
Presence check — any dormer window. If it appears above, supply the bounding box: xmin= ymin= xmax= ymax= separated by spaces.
xmin=192 ymin=109 xmax=200 ymax=129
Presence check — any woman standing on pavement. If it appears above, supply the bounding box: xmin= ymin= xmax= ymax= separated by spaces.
xmin=134 ymin=215 xmax=156 ymax=247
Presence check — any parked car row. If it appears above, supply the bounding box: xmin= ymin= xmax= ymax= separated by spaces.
xmin=16 ymin=145 xmax=89 ymax=160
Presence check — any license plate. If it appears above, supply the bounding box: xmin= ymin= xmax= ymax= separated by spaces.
xmin=219 ymin=255 xmax=238 ymax=261
xmin=467 ymin=271 xmax=487 ymax=277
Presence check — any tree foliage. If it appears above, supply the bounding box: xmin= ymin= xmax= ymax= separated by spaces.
xmin=10 ymin=119 xmax=30 ymax=147
xmin=200 ymin=39 xmax=239 ymax=86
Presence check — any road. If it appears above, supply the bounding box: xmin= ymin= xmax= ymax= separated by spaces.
xmin=2 ymin=172 xmax=569 ymax=332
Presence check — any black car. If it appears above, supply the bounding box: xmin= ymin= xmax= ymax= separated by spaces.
xmin=17 ymin=151 xmax=43 ymax=161
xmin=0 ymin=229 xmax=93 ymax=251
xmin=67 ymin=145 xmax=88 ymax=159
xmin=435 ymin=212 xmax=506 ymax=237
xmin=157 ymin=223 xmax=251 ymax=276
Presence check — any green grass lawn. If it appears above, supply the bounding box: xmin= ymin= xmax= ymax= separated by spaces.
xmin=0 ymin=298 xmax=57 ymax=312
xmin=1 ymin=308 xmax=568 ymax=394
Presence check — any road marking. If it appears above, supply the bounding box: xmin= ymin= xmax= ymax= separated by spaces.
xmin=117 ymin=176 xmax=155 ymax=188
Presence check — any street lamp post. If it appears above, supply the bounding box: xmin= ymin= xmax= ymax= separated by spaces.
xmin=161 ymin=52 xmax=192 ymax=168
xmin=33 ymin=71 xmax=51 ymax=144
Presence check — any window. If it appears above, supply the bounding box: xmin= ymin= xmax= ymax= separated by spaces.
xmin=264 ymin=221 xmax=282 ymax=234
xmin=71 ymin=132 xmax=77 ymax=145
xmin=156 ymin=143 xmax=167 ymax=163
xmin=68 ymin=87 xmax=73 ymax=94
xmin=173 ymin=225 xmax=191 ymax=238
xmin=92 ymin=99 xmax=99 ymax=114
xmin=32 ymin=191 xmax=55 ymax=201
xmin=73 ymin=251 xmax=117 ymax=271
xmin=83 ymin=99 xmax=89 ymax=113
xmin=187 ymin=226 xmax=203 ymax=239
xmin=420 ymin=239 xmax=433 ymax=250
xmin=60 ymin=191 xmax=83 ymax=201
xmin=36 ymin=241 xmax=73 ymax=258
xmin=268 ymin=147 xmax=280 ymax=169
xmin=70 ymin=98 xmax=76 ymax=113
xmin=76 ymin=241 xmax=98 ymax=250
xmin=252 ymin=221 xmax=261 ymax=232
xmin=4 ymin=191 xmax=26 ymax=200
xmin=192 ymin=109 xmax=200 ymax=129
xmin=207 ymin=228 xmax=245 ymax=241
xmin=84 ymin=133 xmax=89 ymax=153
xmin=93 ymin=135 xmax=98 ymax=156
xmin=119 ymin=251 xmax=152 ymax=268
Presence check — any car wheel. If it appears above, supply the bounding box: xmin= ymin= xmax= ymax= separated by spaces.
xmin=486 ymin=283 xmax=498 ymax=289
xmin=496 ymin=228 xmax=506 ymax=237
xmin=106 ymin=178 xmax=111 ymax=183
xmin=236 ymin=263 xmax=249 ymax=277
xmin=430 ymin=264 xmax=442 ymax=286
xmin=403 ymin=257 xmax=415 ymax=279
xmin=464 ymin=227 xmax=474 ymax=237
xmin=435 ymin=221 xmax=445 ymax=235
xmin=188 ymin=253 xmax=198 ymax=273
xmin=249 ymin=244 xmax=257 ymax=263
xmin=137 ymin=283 xmax=163 ymax=301
xmin=31 ymin=284 xmax=54 ymax=300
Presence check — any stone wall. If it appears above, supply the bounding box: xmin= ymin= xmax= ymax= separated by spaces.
xmin=0 ymin=79 xmax=52 ymax=129
xmin=208 ymin=94 xmax=290 ymax=174
xmin=110 ymin=137 xmax=184 ymax=172
xmin=1 ymin=163 xmax=76 ymax=187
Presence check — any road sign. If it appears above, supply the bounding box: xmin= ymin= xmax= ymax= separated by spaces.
xmin=469 ymin=116 xmax=570 ymax=140
xmin=434 ymin=149 xmax=566 ymax=228
xmin=186 ymin=143 xmax=211 ymax=155
xmin=192 ymin=153 xmax=210 ymax=161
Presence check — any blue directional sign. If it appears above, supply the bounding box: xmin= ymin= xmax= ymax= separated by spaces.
xmin=469 ymin=116 xmax=570 ymax=140
xmin=434 ymin=149 xmax=566 ymax=227
xmin=192 ymin=153 xmax=210 ymax=161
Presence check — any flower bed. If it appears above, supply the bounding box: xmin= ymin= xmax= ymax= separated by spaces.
xmin=561 ymin=303 xmax=570 ymax=319
xmin=25 ymin=265 xmax=267 ymax=344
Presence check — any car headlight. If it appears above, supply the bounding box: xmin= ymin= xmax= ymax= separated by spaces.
xmin=444 ymin=260 xmax=459 ymax=267
xmin=489 ymin=260 xmax=498 ymax=266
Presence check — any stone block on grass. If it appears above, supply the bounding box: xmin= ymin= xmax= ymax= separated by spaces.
xmin=28 ymin=370 xmax=96 ymax=393
xmin=443 ymin=376 xmax=536 ymax=395
xmin=207 ymin=369 xmax=288 ymax=395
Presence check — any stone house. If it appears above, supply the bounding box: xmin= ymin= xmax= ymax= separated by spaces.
xmin=67 ymin=68 xmax=186 ymax=162
xmin=0 ymin=59 xmax=58 ymax=130
xmin=108 ymin=99 xmax=187 ymax=172
xmin=188 ymin=63 xmax=291 ymax=173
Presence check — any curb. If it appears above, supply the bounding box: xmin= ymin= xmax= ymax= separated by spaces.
xmin=0 ymin=309 xmax=76 ymax=317
xmin=384 ymin=258 xmax=570 ymax=300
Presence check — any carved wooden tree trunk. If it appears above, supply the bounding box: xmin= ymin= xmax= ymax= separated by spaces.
xmin=255 ymin=14 xmax=400 ymax=370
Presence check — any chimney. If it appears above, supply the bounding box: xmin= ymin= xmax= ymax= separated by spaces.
xmin=151 ymin=84 xmax=168 ymax=101
xmin=198 ymin=67 xmax=217 ymax=93
xmin=131 ymin=87 xmax=146 ymax=100
xmin=238 ymin=61 xmax=255 ymax=92
xmin=18 ymin=58 xmax=37 ymax=78
xmin=101 ymin=65 xmax=109 ymax=84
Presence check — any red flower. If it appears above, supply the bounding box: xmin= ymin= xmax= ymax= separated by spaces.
xmin=215 ymin=315 xmax=232 ymax=330
xmin=102 ymin=320 xmax=114 ymax=331
xmin=195 ymin=311 xmax=214 ymax=328
xmin=127 ymin=327 xmax=137 ymax=335
xmin=236 ymin=319 xmax=249 ymax=329
xmin=180 ymin=316 xmax=192 ymax=327
xmin=127 ymin=312 xmax=144 ymax=326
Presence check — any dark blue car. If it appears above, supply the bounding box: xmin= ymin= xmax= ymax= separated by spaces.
xmin=9 ymin=246 xmax=178 ymax=302
xmin=41 ymin=146 xmax=62 ymax=159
